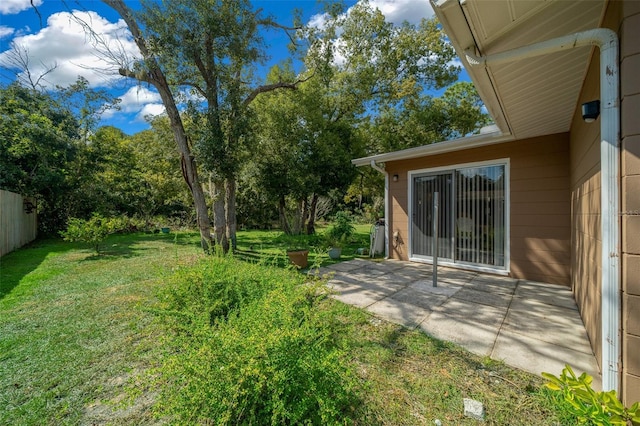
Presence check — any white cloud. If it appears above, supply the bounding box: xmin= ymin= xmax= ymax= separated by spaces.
xmin=307 ymin=12 xmax=331 ymax=31
xmin=0 ymin=0 xmax=42 ymax=15
xmin=0 ymin=10 xmax=140 ymax=88
xmin=368 ymin=0 xmax=434 ymax=25
xmin=135 ymin=103 xmax=166 ymax=122
xmin=0 ymin=26 xmax=15 ymax=38
xmin=119 ymin=86 xmax=162 ymax=111
xmin=102 ymin=86 xmax=165 ymax=122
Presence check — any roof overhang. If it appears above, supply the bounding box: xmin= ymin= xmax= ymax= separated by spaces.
xmin=353 ymin=0 xmax=608 ymax=168
xmin=432 ymin=0 xmax=607 ymax=140
xmin=352 ymin=129 xmax=513 ymax=166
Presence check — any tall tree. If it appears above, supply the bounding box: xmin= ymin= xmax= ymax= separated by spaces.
xmin=98 ymin=0 xmax=213 ymax=251
xmin=128 ymin=117 xmax=191 ymax=220
xmin=302 ymin=1 xmax=459 ymax=116
xmin=250 ymin=2 xmax=460 ymax=234
xmin=54 ymin=76 xmax=121 ymax=144
xmin=136 ymin=0 xmax=306 ymax=251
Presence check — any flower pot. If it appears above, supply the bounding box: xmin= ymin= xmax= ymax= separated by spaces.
xmin=286 ymin=249 xmax=309 ymax=268
xmin=328 ymin=247 xmax=342 ymax=260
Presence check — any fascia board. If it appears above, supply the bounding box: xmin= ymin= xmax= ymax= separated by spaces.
xmin=351 ymin=132 xmax=513 ymax=166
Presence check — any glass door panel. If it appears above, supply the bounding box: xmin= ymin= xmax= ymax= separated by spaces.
xmin=455 ymin=165 xmax=505 ymax=267
xmin=411 ymin=172 xmax=453 ymax=260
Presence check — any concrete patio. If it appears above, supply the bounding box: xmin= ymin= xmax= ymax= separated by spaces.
xmin=320 ymin=258 xmax=601 ymax=388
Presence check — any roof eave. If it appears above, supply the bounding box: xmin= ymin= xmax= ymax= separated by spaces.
xmin=351 ymin=131 xmax=513 ymax=166
xmin=430 ymin=0 xmax=511 ymax=135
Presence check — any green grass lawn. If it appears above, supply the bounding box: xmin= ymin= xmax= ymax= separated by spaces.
xmin=233 ymin=223 xmax=374 ymax=268
xmin=0 ymin=230 xmax=569 ymax=425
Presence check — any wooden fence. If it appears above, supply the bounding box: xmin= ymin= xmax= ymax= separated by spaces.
xmin=0 ymin=189 xmax=38 ymax=257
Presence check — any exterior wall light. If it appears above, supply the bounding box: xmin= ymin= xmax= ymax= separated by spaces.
xmin=392 ymin=174 xmax=399 ymax=182
xmin=582 ymin=100 xmax=600 ymax=123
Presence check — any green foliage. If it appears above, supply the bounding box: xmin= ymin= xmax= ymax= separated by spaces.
xmin=155 ymin=257 xmax=359 ymax=424
xmin=325 ymin=211 xmax=356 ymax=247
xmin=543 ymin=364 xmax=640 ymax=425
xmin=60 ymin=215 xmax=121 ymax=253
xmin=0 ymin=81 xmax=188 ymax=233
xmin=0 ymin=83 xmax=80 ymax=233
xmin=366 ymin=82 xmax=491 ymax=154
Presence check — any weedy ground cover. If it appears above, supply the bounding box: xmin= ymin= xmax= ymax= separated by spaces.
xmin=1 ymin=231 xmax=573 ymax=425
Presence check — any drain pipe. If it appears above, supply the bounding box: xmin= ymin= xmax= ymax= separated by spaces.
xmin=370 ymin=160 xmax=389 ymax=258
xmin=465 ymin=28 xmax=620 ymax=392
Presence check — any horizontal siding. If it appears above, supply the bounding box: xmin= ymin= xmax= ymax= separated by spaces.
xmin=386 ymin=132 xmax=571 ymax=285
xmin=621 ymin=0 xmax=640 ymax=406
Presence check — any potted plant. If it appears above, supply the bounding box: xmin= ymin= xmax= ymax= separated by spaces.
xmin=286 ymin=248 xmax=309 ymax=268
xmin=326 ymin=236 xmax=342 ymax=260
xmin=325 ymin=211 xmax=355 ymax=260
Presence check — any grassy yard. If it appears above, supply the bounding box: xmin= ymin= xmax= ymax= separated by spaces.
xmin=233 ymin=223 xmax=374 ymax=268
xmin=0 ymin=230 xmax=569 ymax=425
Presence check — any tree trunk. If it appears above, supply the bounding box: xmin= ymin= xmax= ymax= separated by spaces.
xmin=300 ymin=196 xmax=309 ymax=235
xmin=212 ymin=179 xmax=228 ymax=252
xmin=279 ymin=195 xmax=291 ymax=234
xmin=306 ymin=193 xmax=319 ymax=235
xmin=225 ymin=178 xmax=237 ymax=251
xmin=180 ymin=151 xmax=211 ymax=251
xmin=102 ymin=0 xmax=213 ymax=251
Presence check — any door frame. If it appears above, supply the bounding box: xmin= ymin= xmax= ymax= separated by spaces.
xmin=407 ymin=158 xmax=511 ymax=275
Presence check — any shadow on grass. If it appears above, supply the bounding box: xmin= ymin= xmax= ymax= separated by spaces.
xmin=0 ymin=237 xmax=73 ymax=301
xmin=80 ymin=231 xmax=203 ymax=262
xmin=1 ymin=232 xmax=202 ymax=299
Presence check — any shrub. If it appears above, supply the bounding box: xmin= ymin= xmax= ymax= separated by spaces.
xmin=155 ymin=257 xmax=360 ymax=424
xmin=543 ymin=364 xmax=640 ymax=425
xmin=325 ymin=211 xmax=355 ymax=247
xmin=60 ymin=214 xmax=119 ymax=254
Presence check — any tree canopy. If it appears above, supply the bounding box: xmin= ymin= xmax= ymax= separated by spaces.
xmin=3 ymin=0 xmax=491 ymax=239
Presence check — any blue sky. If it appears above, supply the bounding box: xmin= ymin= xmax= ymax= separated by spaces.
xmin=0 ymin=0 xmax=443 ymax=135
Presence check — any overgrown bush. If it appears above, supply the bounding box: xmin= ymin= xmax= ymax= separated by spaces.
xmin=60 ymin=214 xmax=148 ymax=253
xmin=325 ymin=211 xmax=356 ymax=247
xmin=543 ymin=364 xmax=640 ymax=425
xmin=60 ymin=214 xmax=119 ymax=253
xmin=155 ymin=257 xmax=359 ymax=424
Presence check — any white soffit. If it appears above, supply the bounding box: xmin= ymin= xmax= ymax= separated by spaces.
xmin=434 ymin=0 xmax=607 ymax=140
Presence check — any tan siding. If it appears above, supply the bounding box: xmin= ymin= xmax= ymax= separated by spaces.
xmin=569 ymin=27 xmax=603 ymax=371
xmin=620 ymin=0 xmax=640 ymax=405
xmin=385 ymin=133 xmax=571 ymax=285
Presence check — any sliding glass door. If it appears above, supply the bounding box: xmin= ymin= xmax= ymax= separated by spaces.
xmin=410 ymin=162 xmax=507 ymax=270
xmin=412 ymin=172 xmax=453 ymax=260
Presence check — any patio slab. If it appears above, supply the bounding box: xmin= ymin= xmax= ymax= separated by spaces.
xmin=390 ymin=287 xmax=449 ymax=310
xmin=420 ymin=309 xmax=502 ymax=356
xmin=367 ymin=298 xmax=431 ymax=329
xmin=492 ymin=329 xmax=602 ymax=390
xmin=320 ymin=258 xmax=601 ymax=387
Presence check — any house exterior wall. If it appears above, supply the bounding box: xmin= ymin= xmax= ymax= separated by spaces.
xmin=569 ymin=0 xmax=640 ymax=404
xmin=385 ymin=133 xmax=571 ymax=285
xmin=568 ymin=28 xmax=604 ymax=375
xmin=619 ymin=0 xmax=640 ymax=406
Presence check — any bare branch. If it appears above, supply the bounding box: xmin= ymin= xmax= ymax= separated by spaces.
xmin=1 ymin=44 xmax=58 ymax=91
xmin=30 ymin=0 xmax=43 ymax=28
xmin=243 ymin=74 xmax=313 ymax=107
xmin=257 ymin=17 xmax=302 ymax=46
